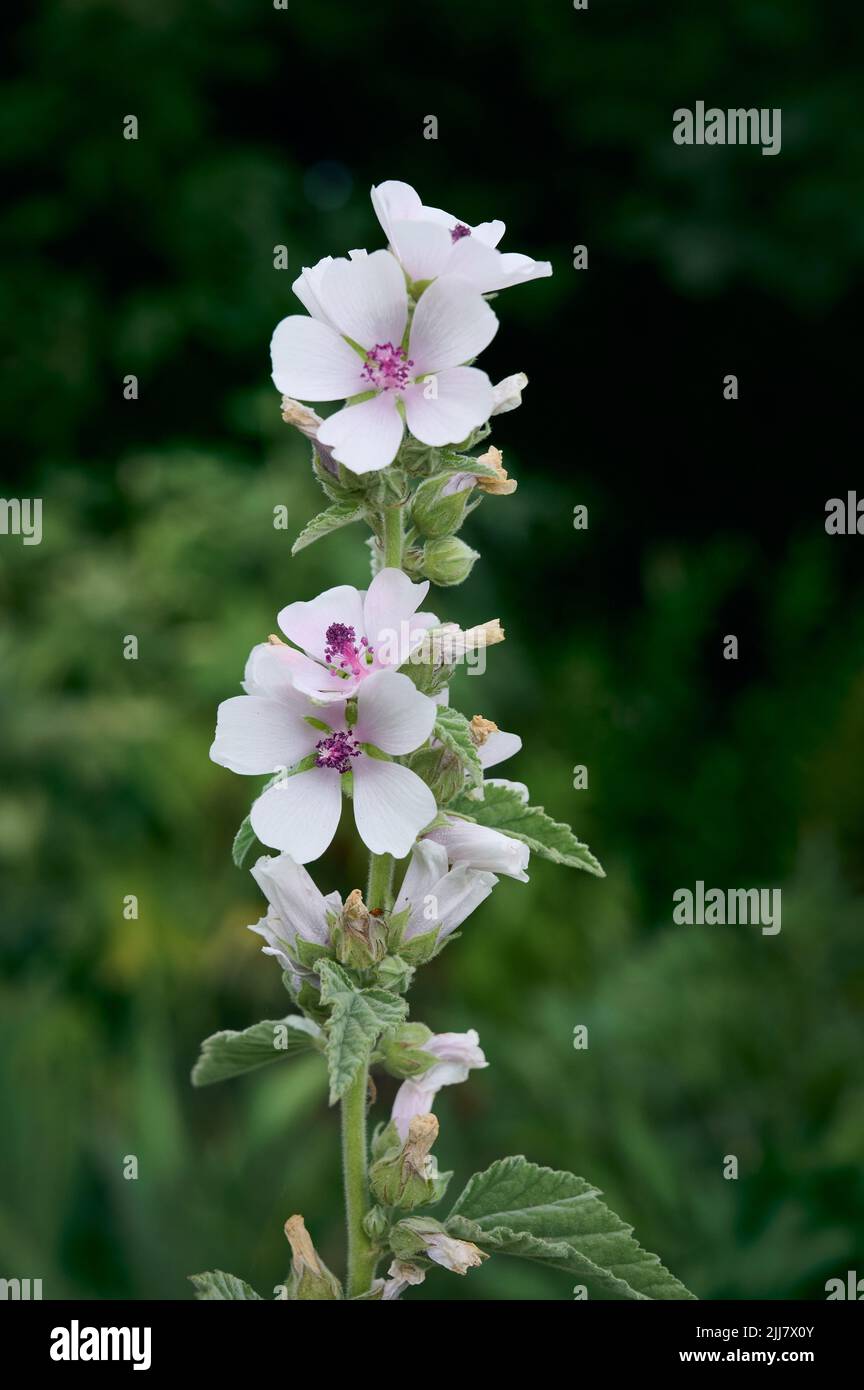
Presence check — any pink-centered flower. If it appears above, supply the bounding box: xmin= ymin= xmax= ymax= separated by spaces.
xmin=391 ymin=1029 xmax=488 ymax=1141
xmin=371 ymin=180 xmax=553 ymax=295
xmin=267 ymin=568 xmax=438 ymax=703
xmin=210 ymin=668 xmax=437 ymax=862
xmin=270 ymin=249 xmax=497 ymax=474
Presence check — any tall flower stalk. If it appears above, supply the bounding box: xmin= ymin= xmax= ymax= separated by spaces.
xmin=189 ymin=182 xmax=694 ymax=1303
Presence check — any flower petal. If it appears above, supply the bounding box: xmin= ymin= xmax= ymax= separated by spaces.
xmin=271 ymin=316 xmax=366 ymax=401
xmin=407 ymin=275 xmax=498 ymax=374
xmin=362 ymin=568 xmax=431 ymax=668
xmin=244 ymin=641 xmax=345 ymax=704
xmin=426 ymin=819 xmax=530 ymax=881
xmin=394 ymin=836 xmax=450 ymax=914
xmin=250 ymin=768 xmax=342 ymax=862
xmin=403 ymin=367 xmax=493 ymax=447
xmin=371 ymin=180 xmax=423 ymax=243
xmin=250 ymin=853 xmax=331 ymax=943
xmin=352 ymin=758 xmax=437 ymax=858
xmin=316 ymin=393 xmax=404 ymax=475
xmin=388 ymin=219 xmax=452 ymax=284
xmin=478 ymin=729 xmax=522 ymax=770
xmin=278 ymin=584 xmax=365 ymax=664
xmin=483 ymin=251 xmax=553 ymax=292
xmin=424 ymin=864 xmax=497 ymax=941
xmin=354 ymin=669 xmax=436 ymax=755
xmin=210 ymin=695 xmax=317 ymax=775
xmin=316 ymin=248 xmax=407 ymax=350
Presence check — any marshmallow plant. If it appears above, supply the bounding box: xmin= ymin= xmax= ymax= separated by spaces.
xmin=190 ymin=181 xmax=693 ymax=1302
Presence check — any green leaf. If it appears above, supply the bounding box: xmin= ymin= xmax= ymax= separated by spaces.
xmin=318 ymin=960 xmax=407 ymax=1104
xmin=446 ymin=1157 xmax=694 ymax=1300
xmin=188 ymin=1270 xmax=263 ymax=1300
xmin=191 ymin=1015 xmax=322 ymax=1087
xmin=433 ymin=706 xmax=484 ymax=789
xmin=451 ymin=782 xmax=605 ymax=876
xmin=291 ymin=502 xmax=364 ymax=556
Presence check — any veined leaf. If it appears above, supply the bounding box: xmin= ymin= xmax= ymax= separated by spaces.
xmin=188 ymin=1270 xmax=263 ymax=1300
xmin=318 ymin=961 xmax=407 ymax=1104
xmin=191 ymin=1015 xmax=322 ymax=1087
xmin=451 ymin=782 xmax=605 ymax=876
xmin=291 ymin=502 xmax=364 ymax=556
xmin=446 ymin=1156 xmax=694 ymax=1300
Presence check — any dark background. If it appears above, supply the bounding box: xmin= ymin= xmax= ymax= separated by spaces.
xmin=1 ymin=0 xmax=862 ymax=1300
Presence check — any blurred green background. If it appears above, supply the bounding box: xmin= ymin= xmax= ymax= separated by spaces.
xmin=2 ymin=0 xmax=863 ymax=1300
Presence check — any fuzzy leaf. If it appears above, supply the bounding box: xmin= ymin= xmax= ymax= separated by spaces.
xmin=191 ymin=1015 xmax=322 ymax=1086
xmin=451 ymin=782 xmax=605 ymax=876
xmin=446 ymin=1156 xmax=694 ymax=1300
xmin=433 ymin=706 xmax=484 ymax=789
xmin=291 ymin=502 xmax=364 ymax=556
xmin=188 ymin=1270 xmax=263 ymax=1300
xmin=318 ymin=960 xmax=407 ymax=1104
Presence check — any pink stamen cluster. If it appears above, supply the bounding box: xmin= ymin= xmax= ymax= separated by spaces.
xmin=361 ymin=342 xmax=413 ymax=392
xmin=314 ymin=730 xmax=360 ymax=774
xmin=451 ymin=223 xmax=471 ymax=243
xmin=324 ymin=622 xmax=370 ymax=678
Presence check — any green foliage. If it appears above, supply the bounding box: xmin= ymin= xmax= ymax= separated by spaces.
xmin=318 ymin=962 xmax=407 ymax=1104
xmin=291 ymin=503 xmax=365 ymax=556
xmin=191 ymin=1017 xmax=322 ymax=1087
xmin=433 ymin=707 xmax=484 ymax=791
xmin=446 ymin=1157 xmax=694 ymax=1300
xmin=451 ymin=783 xmax=605 ymax=875
xmin=189 ymin=1271 xmax=262 ymax=1300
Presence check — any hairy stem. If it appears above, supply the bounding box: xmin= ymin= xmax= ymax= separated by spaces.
xmin=341 ymin=1060 xmax=378 ymax=1298
xmin=341 ymin=492 xmax=402 ymax=1296
xmin=382 ymin=498 xmax=404 ymax=569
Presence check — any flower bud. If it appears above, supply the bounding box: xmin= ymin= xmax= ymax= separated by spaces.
xmin=332 ymin=889 xmax=388 ymax=969
xmin=410 ymin=473 xmax=473 ymax=539
xmin=370 ymin=1114 xmax=446 ymax=1211
xmin=421 ymin=536 xmax=479 ymax=587
xmin=406 ymin=744 xmax=465 ymax=806
xmin=389 ymin=1216 xmax=487 ymax=1274
xmin=280 ymin=397 xmax=324 ymax=439
xmin=284 ymin=1215 xmax=343 ymax=1300
xmin=375 ymin=953 xmax=415 ymax=995
xmin=377 ymin=1022 xmax=435 ymax=1078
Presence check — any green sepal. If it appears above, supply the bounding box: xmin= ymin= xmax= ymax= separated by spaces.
xmin=397 ymin=926 xmax=443 ymax=966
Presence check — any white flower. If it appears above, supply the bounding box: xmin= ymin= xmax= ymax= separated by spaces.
xmin=391 ymin=1029 xmax=488 ymax=1140
xmin=423 ymin=1232 xmax=487 ymax=1275
xmin=270 ymin=567 xmax=438 ymax=703
xmin=247 ymin=852 xmax=341 ymax=972
xmin=210 ymin=667 xmax=437 ymax=862
xmin=270 ymin=249 xmax=497 ymax=474
xmin=424 ymin=817 xmax=530 ymax=882
xmin=371 ymin=180 xmax=552 ymax=294
xmin=393 ymin=837 xmax=497 ymax=944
